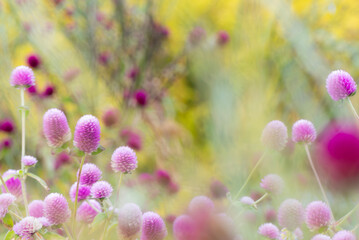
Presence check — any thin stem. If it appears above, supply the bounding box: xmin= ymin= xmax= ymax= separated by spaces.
xmin=347 ymin=98 xmax=359 ymax=121
xmin=253 ymin=193 xmax=268 ymax=206
xmin=9 ymin=210 xmax=22 ymax=220
xmin=63 ymin=224 xmax=74 ymax=240
xmin=336 ymin=202 xmax=359 ymax=227
xmin=0 ymin=176 xmax=9 ymax=193
xmin=100 ymin=218 xmax=110 ymax=240
xmin=304 ymin=144 xmax=334 ymax=220
xmin=115 ymin=173 xmax=123 ymax=205
xmin=85 ymin=199 xmax=101 ymax=213
xmin=72 ymin=155 xmax=86 ymax=236
xmin=234 ymin=150 xmax=267 ymax=200
xmin=20 ymin=88 xmax=29 ymax=215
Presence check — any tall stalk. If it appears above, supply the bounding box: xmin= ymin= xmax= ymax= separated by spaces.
xmin=20 ymin=88 xmax=29 ymax=215
xmin=72 ymin=155 xmax=86 ymax=235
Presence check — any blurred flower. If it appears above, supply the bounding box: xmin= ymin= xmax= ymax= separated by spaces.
xmin=27 ymin=85 xmax=37 ymax=95
xmin=265 ymin=209 xmax=276 ymax=222
xmin=74 ymin=115 xmax=101 ymax=153
xmin=98 ymin=51 xmax=111 ymax=65
xmin=102 ymin=108 xmax=119 ymax=127
xmin=326 ymin=70 xmax=356 ymax=101
xmin=120 ymin=128 xmax=142 ymax=151
xmin=261 ymin=120 xmax=288 ymax=151
xmin=156 ymin=169 xmax=171 ymax=186
xmin=44 ymin=193 xmax=71 ymax=225
xmin=277 ymin=199 xmax=305 ymax=231
xmin=260 ymin=174 xmax=284 ymax=195
xmin=2 ymin=170 xmax=21 ymax=198
xmin=0 ymin=138 xmax=12 ymax=150
xmin=76 ymin=200 xmax=101 ymax=224
xmin=135 ymin=89 xmax=148 ymax=107
xmin=29 ymin=200 xmax=45 ymax=218
xmin=63 ymin=68 xmax=80 ymax=82
xmin=292 ymin=120 xmax=317 ymax=144
xmin=54 ymin=152 xmax=71 ymax=170
xmin=0 ymin=119 xmax=15 ymax=133
xmin=305 ymin=201 xmax=331 ymax=230
xmin=22 ymin=155 xmax=38 ymax=167
xmin=168 ymin=181 xmax=179 ymax=194
xmin=78 ymin=163 xmax=102 ymax=186
xmin=188 ymin=196 xmax=215 ymax=219
xmin=118 ymin=203 xmax=142 ymax=238
xmin=165 ymin=214 xmax=176 ymax=224
xmin=312 ymin=234 xmax=331 ymax=240
xmin=258 ymin=223 xmax=279 ymax=239
xmin=141 ymin=212 xmax=168 ymax=240
xmin=91 ymin=181 xmax=113 ymax=199
xmin=210 ymin=179 xmax=229 ymax=199
xmin=26 ymin=54 xmax=41 ymax=69
xmin=0 ymin=193 xmax=16 ymax=218
xmin=332 ymin=230 xmax=356 ymax=240
xmin=69 ymin=182 xmax=91 ymax=202
xmin=41 ymin=84 xmax=55 ymax=98
xmin=43 ymin=108 xmax=71 ymax=148
xmin=111 ymin=146 xmax=138 ymax=174
xmin=138 ymin=173 xmax=155 ymax=184
xmin=10 ymin=66 xmax=35 ymax=88
xmin=13 ymin=216 xmax=42 ymax=238
xmin=294 ymin=228 xmax=303 ymax=240
xmin=127 ymin=67 xmax=139 ymax=80
xmin=240 ymin=196 xmax=254 ymax=205
xmin=38 ymin=217 xmax=51 ymax=227
xmin=173 ymin=215 xmax=198 ymax=240
xmin=189 ymin=26 xmax=206 ymax=45
xmin=217 ymin=30 xmax=230 ymax=46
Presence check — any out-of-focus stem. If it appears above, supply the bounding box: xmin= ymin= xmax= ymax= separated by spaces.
xmin=253 ymin=193 xmax=268 ymax=206
xmin=234 ymin=151 xmax=267 ymax=200
xmin=63 ymin=224 xmax=74 ymax=240
xmin=304 ymin=144 xmax=334 ymax=220
xmin=72 ymin=155 xmax=86 ymax=235
xmin=336 ymin=202 xmax=359 ymax=227
xmin=20 ymin=88 xmax=29 ymax=215
xmin=347 ymin=98 xmax=359 ymax=121
xmin=115 ymin=173 xmax=123 ymax=204
xmin=0 ymin=176 xmax=9 ymax=193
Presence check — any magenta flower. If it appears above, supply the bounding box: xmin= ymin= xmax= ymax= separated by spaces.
xmin=37 ymin=217 xmax=51 ymax=227
xmin=0 ymin=138 xmax=12 ymax=150
xmin=73 ymin=115 xmax=101 ymax=153
xmin=69 ymin=182 xmax=91 ymax=202
xmin=13 ymin=216 xmax=42 ymax=238
xmin=54 ymin=152 xmax=71 ymax=170
xmin=305 ymin=201 xmax=332 ymax=230
xmin=326 ymin=70 xmax=356 ymax=101
xmin=90 ymin=181 xmax=113 ymax=199
xmin=10 ymin=66 xmax=35 ymax=88
xmin=76 ymin=200 xmax=101 ymax=224
xmin=217 ymin=30 xmax=230 ymax=46
xmin=278 ymin=199 xmax=305 ymax=231
xmin=156 ymin=169 xmax=171 ymax=186
xmin=188 ymin=196 xmax=215 ymax=218
xmin=292 ymin=119 xmax=317 ymax=144
xmin=0 ymin=193 xmax=16 ymax=218
xmin=27 ymin=85 xmax=37 ymax=95
xmin=261 ymin=120 xmax=288 ymax=151
xmin=43 ymin=108 xmax=71 ymax=148
xmin=173 ymin=215 xmax=198 ymax=240
xmin=111 ymin=146 xmax=138 ymax=173
xmin=134 ymin=90 xmax=148 ymax=107
xmin=258 ymin=223 xmax=279 ymax=239
xmin=127 ymin=67 xmax=139 ymax=80
xmin=118 ymin=203 xmax=142 ymax=238
xmin=22 ymin=155 xmax=38 ymax=167
xmin=312 ymin=234 xmax=331 ymax=240
xmin=141 ymin=212 xmax=168 ymax=240
xmin=260 ymin=174 xmax=284 ymax=195
xmin=41 ymin=84 xmax=55 ymax=98
xmin=0 ymin=119 xmax=15 ymax=133
xmin=189 ymin=26 xmax=206 ymax=45
xmin=2 ymin=170 xmax=21 ymax=198
xmin=29 ymin=200 xmax=45 ymax=218
xmin=44 ymin=193 xmax=71 ymax=225
xmin=27 ymin=54 xmax=41 ymax=69
xmin=102 ymin=108 xmax=119 ymax=127
xmin=127 ymin=132 xmax=142 ymax=150
xmin=332 ymin=230 xmax=356 ymax=240
xmin=78 ymin=163 xmax=102 ymax=186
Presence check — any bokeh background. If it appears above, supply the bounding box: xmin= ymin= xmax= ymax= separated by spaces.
xmin=2 ymin=0 xmax=359 ymax=239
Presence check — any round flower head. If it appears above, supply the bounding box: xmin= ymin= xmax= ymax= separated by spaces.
xmin=141 ymin=212 xmax=168 ymax=240
xmin=2 ymin=170 xmax=21 ymax=198
xmin=73 ymin=115 xmax=101 ymax=153
xmin=326 ymin=70 xmax=357 ymax=101
xmin=78 ymin=163 xmax=102 ymax=186
xmin=13 ymin=216 xmax=42 ymax=238
xmin=28 ymin=200 xmax=44 ymax=218
xmin=240 ymin=196 xmax=255 ymax=205
xmin=260 ymin=174 xmax=284 ymax=195
xmin=22 ymin=155 xmax=38 ymax=167
xmin=258 ymin=223 xmax=280 ymax=239
xmin=292 ymin=120 xmax=317 ymax=144
xmin=261 ymin=120 xmax=288 ymax=151
xmin=91 ymin=181 xmax=113 ymax=199
xmin=76 ymin=200 xmax=101 ymax=224
xmin=0 ymin=119 xmax=15 ymax=133
xmin=210 ymin=179 xmax=229 ymax=199
xmin=37 ymin=217 xmax=51 ymax=227
xmin=118 ymin=203 xmax=142 ymax=238
xmin=44 ymin=193 xmax=71 ymax=225
xmin=173 ymin=215 xmax=198 ymax=240
xmin=188 ymin=196 xmax=215 ymax=218
xmin=43 ymin=108 xmax=71 ymax=148
xmin=111 ymin=146 xmax=138 ymax=173
xmin=278 ymin=199 xmax=305 ymax=231
xmin=294 ymin=228 xmax=304 ymax=240
xmin=312 ymin=234 xmax=331 ymax=240
xmin=27 ymin=54 xmax=41 ymax=69
xmin=156 ymin=169 xmax=172 ymax=185
xmin=305 ymin=201 xmax=332 ymax=230
xmin=135 ymin=89 xmax=148 ymax=107
xmin=102 ymin=108 xmax=119 ymax=127
xmin=332 ymin=230 xmax=356 ymax=240
xmin=0 ymin=193 xmax=16 ymax=218
xmin=69 ymin=182 xmax=91 ymax=202
xmin=10 ymin=66 xmax=35 ymax=88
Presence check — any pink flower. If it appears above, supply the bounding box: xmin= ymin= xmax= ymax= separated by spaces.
xmin=332 ymin=230 xmax=356 ymax=240
xmin=26 ymin=54 xmax=41 ymax=69
xmin=217 ymin=30 xmax=230 ymax=46
xmin=156 ymin=169 xmax=172 ymax=186
xmin=118 ymin=203 xmax=142 ymax=238
xmin=10 ymin=66 xmax=35 ymax=88
xmin=78 ymin=163 xmax=102 ymax=186
xmin=326 ymin=70 xmax=356 ymax=101
xmin=54 ymin=152 xmax=71 ymax=170
xmin=44 ymin=193 xmax=71 ymax=225
xmin=278 ymin=199 xmax=305 ymax=231
xmin=240 ymin=196 xmax=255 ymax=205
xmin=76 ymin=200 xmax=101 ymax=223
xmin=2 ymin=170 xmax=21 ymax=198
xmin=43 ymin=108 xmax=71 ymax=148
xmin=73 ymin=115 xmax=101 ymax=153
xmin=111 ymin=146 xmax=138 ymax=173
xmin=312 ymin=234 xmax=332 ymax=240
xmin=292 ymin=119 xmax=317 ymax=144
xmin=141 ymin=212 xmax=168 ymax=240
xmin=188 ymin=196 xmax=215 ymax=219
xmin=173 ymin=215 xmax=199 ymax=240
xmin=260 ymin=174 xmax=284 ymax=195
xmin=13 ymin=216 xmax=42 ymax=238
xmin=258 ymin=223 xmax=279 ymax=239
xmin=134 ymin=90 xmax=148 ymax=107
xmin=102 ymin=108 xmax=119 ymax=127
xmin=305 ymin=201 xmax=332 ymax=230
xmin=22 ymin=155 xmax=38 ymax=167
xmin=69 ymin=182 xmax=91 ymax=202
xmin=0 ymin=119 xmax=15 ymax=133
xmin=0 ymin=193 xmax=16 ymax=218
xmin=261 ymin=120 xmax=288 ymax=151
xmin=29 ymin=200 xmax=45 ymax=218
xmin=91 ymin=181 xmax=113 ymax=199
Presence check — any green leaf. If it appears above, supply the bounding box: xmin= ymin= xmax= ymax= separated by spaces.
xmin=42 ymin=231 xmax=67 ymax=239
xmin=91 ymin=212 xmax=107 ymax=227
xmin=3 ymin=213 xmax=13 ymax=227
xmin=18 ymin=106 xmax=30 ymax=117
xmin=27 ymin=173 xmax=49 ymax=191
xmin=91 ymin=145 xmax=105 ymax=155
xmin=73 ymin=148 xmax=85 ymax=157
xmin=4 ymin=230 xmax=15 ymax=240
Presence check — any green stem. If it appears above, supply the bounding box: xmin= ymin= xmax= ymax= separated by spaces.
xmin=115 ymin=173 xmax=123 ymax=205
xmin=20 ymin=88 xmax=29 ymax=215
xmin=336 ymin=202 xmax=359 ymax=227
xmin=347 ymin=98 xmax=359 ymax=121
xmin=63 ymin=224 xmax=74 ymax=240
xmin=234 ymin=151 xmax=267 ymax=200
xmin=253 ymin=193 xmax=268 ymax=206
xmin=0 ymin=175 xmax=9 ymax=193
xmin=72 ymin=155 xmax=86 ymax=236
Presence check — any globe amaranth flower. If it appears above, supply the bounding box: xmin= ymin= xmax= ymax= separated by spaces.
xmin=76 ymin=200 xmax=101 ymax=224
xmin=155 ymin=169 xmax=172 ymax=186
xmin=305 ymin=201 xmax=332 ymax=230
xmin=43 ymin=108 xmax=71 ymax=148
xmin=240 ymin=196 xmax=255 ymax=205
xmin=278 ymin=199 xmax=305 ymax=231
xmin=326 ymin=70 xmax=356 ymax=101
xmin=118 ymin=203 xmax=142 ymax=238
xmin=261 ymin=120 xmax=288 ymax=151
xmin=312 ymin=234 xmax=332 ymax=240
xmin=102 ymin=108 xmax=119 ymax=127
xmin=22 ymin=155 xmax=38 ymax=167
xmin=134 ymin=90 xmax=148 ymax=107
xmin=292 ymin=120 xmax=317 ymax=144
xmin=29 ymin=200 xmax=45 ymax=218
xmin=173 ymin=215 xmax=198 ymax=240
xmin=141 ymin=212 xmax=168 ymax=240
xmin=2 ymin=170 xmax=21 ymax=198
xmin=0 ymin=119 xmax=15 ymax=133
xmin=27 ymin=54 xmax=41 ymax=69
xmin=210 ymin=179 xmax=229 ymax=199
xmin=0 ymin=193 xmax=16 ymax=218
xmin=332 ymin=230 xmax=356 ymax=240
xmin=111 ymin=146 xmax=138 ymax=174
xmin=78 ymin=163 xmax=102 ymax=186
xmin=91 ymin=181 xmax=113 ymax=199
xmin=13 ymin=216 xmax=42 ymax=238
xmin=73 ymin=115 xmax=101 ymax=153
xmin=217 ymin=30 xmax=230 ymax=46
xmin=258 ymin=223 xmax=280 ymax=239
xmin=260 ymin=174 xmax=284 ymax=195
xmin=44 ymin=193 xmax=71 ymax=225
xmin=55 ymin=152 xmax=71 ymax=170
xmin=69 ymin=182 xmax=91 ymax=202
xmin=10 ymin=66 xmax=35 ymax=88
xmin=188 ymin=196 xmax=215 ymax=218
